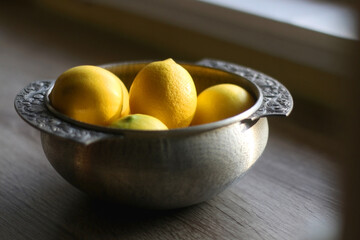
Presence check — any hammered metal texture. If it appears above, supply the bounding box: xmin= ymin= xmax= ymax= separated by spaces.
xmin=14 ymin=59 xmax=293 ymax=209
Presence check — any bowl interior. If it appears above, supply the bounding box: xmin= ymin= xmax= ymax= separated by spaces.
xmin=45 ymin=61 xmax=262 ymax=135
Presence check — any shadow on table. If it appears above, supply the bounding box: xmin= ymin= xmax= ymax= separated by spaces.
xmin=60 ymin=195 xmax=200 ymax=239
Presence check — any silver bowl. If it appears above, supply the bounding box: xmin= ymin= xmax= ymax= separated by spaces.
xmin=14 ymin=59 xmax=293 ymax=209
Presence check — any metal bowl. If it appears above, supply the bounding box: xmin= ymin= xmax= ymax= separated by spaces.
xmin=14 ymin=59 xmax=293 ymax=209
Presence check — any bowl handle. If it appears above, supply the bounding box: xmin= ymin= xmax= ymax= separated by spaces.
xmin=196 ymin=59 xmax=293 ymax=120
xmin=14 ymin=80 xmax=113 ymax=145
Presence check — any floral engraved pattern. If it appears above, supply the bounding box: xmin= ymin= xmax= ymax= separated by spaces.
xmin=14 ymin=81 xmax=106 ymax=143
xmin=197 ymin=59 xmax=293 ymax=119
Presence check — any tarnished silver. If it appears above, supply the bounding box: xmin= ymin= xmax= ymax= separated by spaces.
xmin=14 ymin=59 xmax=293 ymax=209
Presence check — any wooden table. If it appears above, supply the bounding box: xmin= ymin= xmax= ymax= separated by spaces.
xmin=0 ymin=2 xmax=344 ymax=239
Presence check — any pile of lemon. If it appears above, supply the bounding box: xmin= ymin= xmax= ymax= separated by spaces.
xmin=50 ymin=59 xmax=254 ymax=131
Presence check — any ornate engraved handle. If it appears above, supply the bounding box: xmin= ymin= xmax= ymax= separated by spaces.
xmin=14 ymin=81 xmax=110 ymax=145
xmin=196 ymin=59 xmax=293 ymax=120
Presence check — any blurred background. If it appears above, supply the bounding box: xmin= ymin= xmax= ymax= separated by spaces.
xmin=4 ymin=0 xmax=357 ymax=135
xmin=1 ymin=0 xmax=359 ymax=239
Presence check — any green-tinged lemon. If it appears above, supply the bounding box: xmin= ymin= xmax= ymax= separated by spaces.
xmin=110 ymin=114 xmax=168 ymax=130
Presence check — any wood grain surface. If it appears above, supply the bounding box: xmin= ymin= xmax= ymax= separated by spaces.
xmin=0 ymin=2 xmax=343 ymax=239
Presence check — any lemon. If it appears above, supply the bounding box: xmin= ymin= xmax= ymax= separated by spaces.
xmin=129 ymin=58 xmax=197 ymax=129
xmin=119 ymin=79 xmax=130 ymax=116
xmin=110 ymin=114 xmax=168 ymax=130
xmin=191 ymin=83 xmax=255 ymax=125
xmin=50 ymin=65 xmax=127 ymax=126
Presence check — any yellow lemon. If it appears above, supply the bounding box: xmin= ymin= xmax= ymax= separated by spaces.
xmin=129 ymin=58 xmax=197 ymax=129
xmin=50 ymin=65 xmax=126 ymax=126
xmin=110 ymin=114 xmax=168 ymax=130
xmin=119 ymin=79 xmax=130 ymax=116
xmin=191 ymin=83 xmax=255 ymax=125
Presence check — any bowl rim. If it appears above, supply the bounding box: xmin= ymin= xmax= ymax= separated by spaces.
xmin=15 ymin=59 xmax=293 ymax=143
xmin=44 ymin=61 xmax=264 ymax=136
